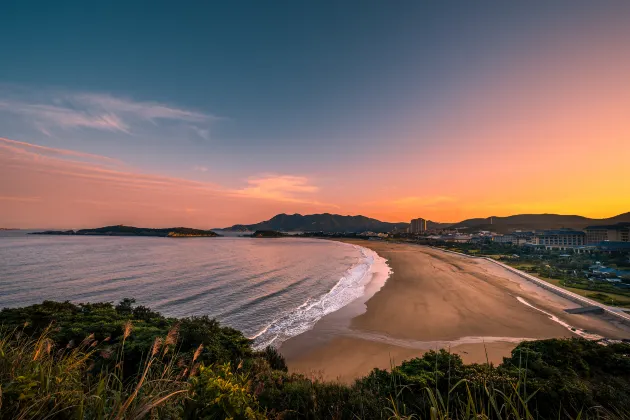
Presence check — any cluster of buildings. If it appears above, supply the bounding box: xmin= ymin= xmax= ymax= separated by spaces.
xmin=490 ymin=222 xmax=630 ymax=252
xmin=588 ymin=261 xmax=630 ymax=284
xmin=403 ymin=216 xmax=630 ymax=253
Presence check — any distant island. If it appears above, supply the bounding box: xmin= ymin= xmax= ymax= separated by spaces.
xmin=250 ymin=230 xmax=287 ymax=238
xmin=30 ymin=225 xmax=221 ymax=237
xmin=26 ymin=211 xmax=630 ymax=238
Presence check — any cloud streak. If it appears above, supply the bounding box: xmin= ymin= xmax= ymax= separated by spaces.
xmin=0 ymin=137 xmax=123 ymax=165
xmin=232 ymin=174 xmax=329 ymax=205
xmin=392 ymin=196 xmax=456 ymax=207
xmin=0 ymin=138 xmax=337 ymax=228
xmin=0 ymin=195 xmax=41 ymax=203
xmin=0 ymin=87 xmax=220 ymax=137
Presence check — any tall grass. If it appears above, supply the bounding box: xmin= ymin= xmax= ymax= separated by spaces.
xmin=381 ymin=346 xmax=627 ymax=420
xmin=2 ymin=322 xmax=628 ymax=419
xmin=0 ymin=324 xmax=189 ymax=419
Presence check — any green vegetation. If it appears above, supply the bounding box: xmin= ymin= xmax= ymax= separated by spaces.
xmin=2 ymin=300 xmax=630 ymax=419
xmin=251 ymin=230 xmax=287 ymax=238
xmin=434 ymin=242 xmax=630 ymax=307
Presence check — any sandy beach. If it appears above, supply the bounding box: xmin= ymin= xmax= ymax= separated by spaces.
xmin=280 ymin=240 xmax=630 ymax=383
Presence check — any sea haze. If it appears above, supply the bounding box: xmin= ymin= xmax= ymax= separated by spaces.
xmin=0 ymin=232 xmax=383 ymax=348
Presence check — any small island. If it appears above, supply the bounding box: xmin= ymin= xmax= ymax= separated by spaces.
xmin=251 ymin=230 xmax=287 ymax=238
xmin=30 ymin=225 xmax=221 ymax=237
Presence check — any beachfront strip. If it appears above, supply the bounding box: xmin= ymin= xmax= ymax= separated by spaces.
xmin=434 ymin=246 xmax=630 ymax=326
xmin=402 ymin=222 xmax=630 ymax=252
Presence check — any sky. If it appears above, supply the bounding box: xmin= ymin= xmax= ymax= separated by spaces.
xmin=1 ymin=1 xmax=630 ymax=228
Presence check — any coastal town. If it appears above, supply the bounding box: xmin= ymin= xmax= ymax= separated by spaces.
xmin=398 ymin=218 xmax=630 ymax=307
xmin=399 ymin=217 xmax=630 ymax=251
xmin=316 ymin=217 xmax=629 ymax=309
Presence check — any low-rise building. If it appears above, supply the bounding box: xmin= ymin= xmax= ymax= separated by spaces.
xmin=596 ymin=241 xmax=630 ymax=253
xmin=532 ymin=229 xmax=586 ymax=250
xmin=585 ymin=223 xmax=630 ymax=244
xmin=493 ymin=234 xmax=515 ymax=244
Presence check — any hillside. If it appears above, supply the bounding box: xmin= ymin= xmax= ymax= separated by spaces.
xmin=1 ymin=300 xmax=629 ymax=419
xmin=450 ymin=212 xmax=630 ymax=233
xmin=223 ymin=213 xmax=412 ymax=233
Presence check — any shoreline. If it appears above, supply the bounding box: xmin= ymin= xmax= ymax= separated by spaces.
xmin=251 ymin=240 xmax=391 ymax=349
xmin=279 ymin=240 xmax=630 ymax=383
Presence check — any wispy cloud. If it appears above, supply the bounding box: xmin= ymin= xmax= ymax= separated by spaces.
xmin=0 ymin=195 xmax=41 ymax=202
xmin=232 ymin=174 xmax=331 ymax=205
xmin=0 ymin=87 xmax=220 ymax=137
xmin=1 ymin=138 xmax=333 ymax=207
xmin=392 ymin=196 xmax=456 ymax=207
xmin=0 ymin=137 xmax=122 ymax=165
xmin=192 ymin=165 xmax=209 ymax=172
xmin=0 ymin=138 xmax=338 ymax=228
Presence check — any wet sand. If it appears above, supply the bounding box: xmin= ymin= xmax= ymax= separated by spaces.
xmin=280 ymin=240 xmax=630 ymax=383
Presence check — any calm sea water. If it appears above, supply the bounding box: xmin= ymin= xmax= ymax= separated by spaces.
xmin=0 ymin=232 xmax=383 ymax=348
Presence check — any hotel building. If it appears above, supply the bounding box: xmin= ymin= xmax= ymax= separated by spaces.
xmin=410 ymin=218 xmax=427 ymax=234
xmin=584 ymin=223 xmax=630 ymax=244
xmin=532 ymin=229 xmax=586 ymax=250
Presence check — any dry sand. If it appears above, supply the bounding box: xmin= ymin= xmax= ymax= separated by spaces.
xmin=280 ymin=240 xmax=630 ymax=383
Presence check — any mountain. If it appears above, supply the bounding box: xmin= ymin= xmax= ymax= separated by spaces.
xmin=223 ymin=213 xmax=414 ymax=233
xmin=449 ymin=212 xmax=630 ymax=233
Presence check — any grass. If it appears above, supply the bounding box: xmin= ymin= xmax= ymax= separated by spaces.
xmin=505 ymin=262 xmax=630 ymax=307
xmin=0 ymin=324 xmax=265 ymax=419
xmin=0 ymin=327 xmax=602 ymax=420
xmin=0 ymin=324 xmax=190 ymax=419
xmin=534 ymin=275 xmax=630 ymax=307
xmin=380 ymin=345 xmax=626 ymax=420
xmin=3 ymin=300 xmax=630 ymax=419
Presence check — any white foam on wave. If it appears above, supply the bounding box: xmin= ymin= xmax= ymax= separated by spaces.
xmin=251 ymin=243 xmax=391 ymax=349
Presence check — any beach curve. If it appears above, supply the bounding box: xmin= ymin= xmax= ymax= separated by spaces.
xmin=280 ymin=240 xmax=630 ymax=383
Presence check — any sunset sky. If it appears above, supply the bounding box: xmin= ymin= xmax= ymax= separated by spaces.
xmin=1 ymin=1 xmax=630 ymax=228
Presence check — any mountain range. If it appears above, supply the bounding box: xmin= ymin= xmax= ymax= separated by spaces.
xmin=221 ymin=212 xmax=630 ymax=234
xmin=222 ymin=213 xmax=416 ymax=233
xmin=449 ymin=212 xmax=630 ymax=233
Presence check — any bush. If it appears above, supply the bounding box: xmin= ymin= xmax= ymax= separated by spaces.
xmin=2 ymin=301 xmax=630 ymax=419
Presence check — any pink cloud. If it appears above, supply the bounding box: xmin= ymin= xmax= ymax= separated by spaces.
xmin=0 ymin=138 xmax=335 ymax=228
xmin=0 ymin=137 xmax=123 ymax=164
xmin=232 ymin=174 xmax=330 ymax=205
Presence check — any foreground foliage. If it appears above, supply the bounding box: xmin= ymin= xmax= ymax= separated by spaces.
xmin=1 ymin=300 xmax=629 ymax=419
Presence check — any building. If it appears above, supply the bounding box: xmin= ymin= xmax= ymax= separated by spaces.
xmin=585 ymin=223 xmax=630 ymax=244
xmin=596 ymin=241 xmax=630 ymax=253
xmin=493 ymin=234 xmax=515 ymax=244
xmin=409 ymin=218 xmax=427 ymax=234
xmin=513 ymin=231 xmax=534 ymax=246
xmin=532 ymin=229 xmax=586 ymax=250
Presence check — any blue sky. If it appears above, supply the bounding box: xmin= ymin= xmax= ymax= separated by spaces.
xmin=0 ymin=2 xmax=585 ymax=165
xmin=2 ymin=1 xmax=630 ymax=227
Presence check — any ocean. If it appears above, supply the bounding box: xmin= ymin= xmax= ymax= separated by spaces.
xmin=0 ymin=231 xmax=387 ymax=348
